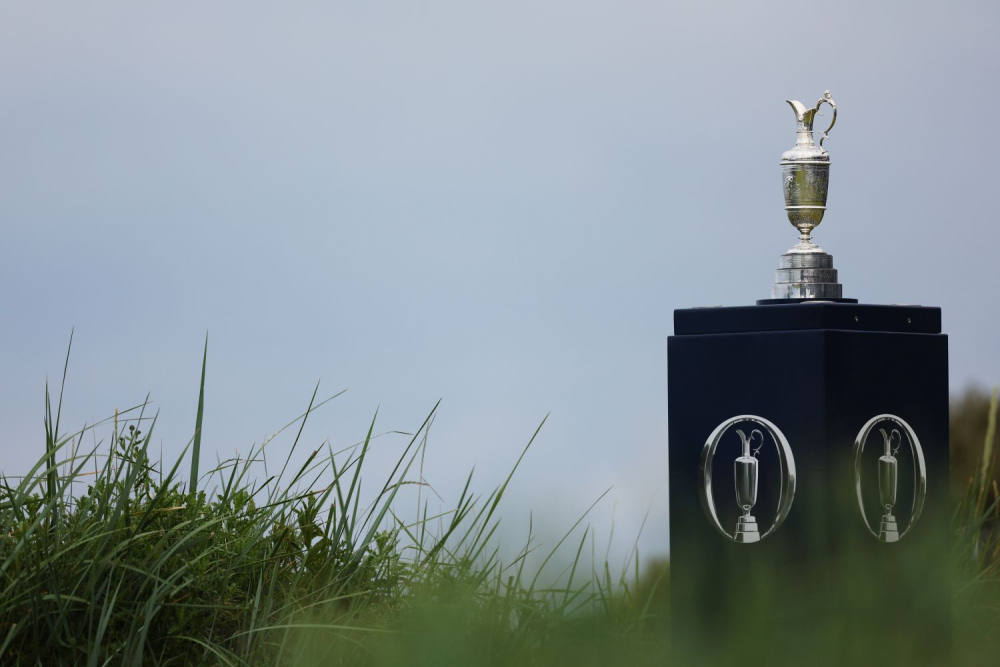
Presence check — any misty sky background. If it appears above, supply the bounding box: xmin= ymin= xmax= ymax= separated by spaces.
xmin=2 ymin=1 xmax=998 ymax=568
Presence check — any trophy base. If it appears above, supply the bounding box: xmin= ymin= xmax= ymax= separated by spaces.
xmin=734 ymin=515 xmax=760 ymax=543
xmin=770 ymin=250 xmax=845 ymax=300
xmin=878 ymin=514 xmax=900 ymax=543
xmin=756 ymin=297 xmax=858 ymax=305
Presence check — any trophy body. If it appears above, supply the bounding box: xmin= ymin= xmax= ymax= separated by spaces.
xmin=782 ymin=161 xmax=829 ymax=241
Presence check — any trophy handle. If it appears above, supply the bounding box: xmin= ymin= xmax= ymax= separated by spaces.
xmin=749 ymin=429 xmax=764 ymax=457
xmin=879 ymin=427 xmax=903 ymax=456
xmin=816 ymin=90 xmax=837 ymax=147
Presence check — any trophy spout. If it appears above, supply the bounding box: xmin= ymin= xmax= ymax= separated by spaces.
xmin=786 ymin=99 xmax=815 ymax=132
xmin=736 ymin=429 xmax=751 ymax=458
xmin=880 ymin=428 xmax=892 ymax=457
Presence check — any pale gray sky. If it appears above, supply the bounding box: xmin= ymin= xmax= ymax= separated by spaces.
xmin=2 ymin=1 xmax=998 ymax=565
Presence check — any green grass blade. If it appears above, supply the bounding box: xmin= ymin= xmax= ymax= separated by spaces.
xmin=190 ymin=332 xmax=208 ymax=497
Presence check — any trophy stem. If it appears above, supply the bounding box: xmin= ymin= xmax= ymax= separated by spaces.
xmin=791 ymin=228 xmax=820 ymax=253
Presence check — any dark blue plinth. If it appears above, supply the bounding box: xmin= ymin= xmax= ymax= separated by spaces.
xmin=667 ymin=302 xmax=949 ymax=664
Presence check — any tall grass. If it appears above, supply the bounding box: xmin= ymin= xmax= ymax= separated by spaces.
xmin=0 ymin=341 xmax=668 ymax=665
xmin=5 ymin=338 xmax=1000 ymax=664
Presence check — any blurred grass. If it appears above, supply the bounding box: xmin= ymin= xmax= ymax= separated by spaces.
xmin=0 ymin=342 xmax=669 ymax=665
xmin=0 ymin=340 xmax=997 ymax=665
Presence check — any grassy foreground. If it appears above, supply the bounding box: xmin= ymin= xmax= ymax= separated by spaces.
xmin=1 ymin=338 xmax=998 ymax=665
xmin=0 ymin=340 xmax=668 ymax=665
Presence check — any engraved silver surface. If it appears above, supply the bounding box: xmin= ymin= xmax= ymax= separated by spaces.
xmin=770 ymin=90 xmax=845 ymax=300
xmin=778 ymin=253 xmax=833 ymax=269
xmin=775 ymin=268 xmax=838 ymax=283
xmin=770 ymin=281 xmax=843 ymax=300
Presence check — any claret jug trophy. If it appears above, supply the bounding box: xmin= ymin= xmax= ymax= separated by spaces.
xmin=771 ymin=90 xmax=843 ymax=300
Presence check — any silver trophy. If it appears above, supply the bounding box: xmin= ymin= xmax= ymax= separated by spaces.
xmin=878 ymin=428 xmax=901 ymax=542
xmin=771 ymin=91 xmax=844 ymax=300
xmin=733 ymin=429 xmax=763 ymax=543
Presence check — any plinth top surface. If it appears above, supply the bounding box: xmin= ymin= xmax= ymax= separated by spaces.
xmin=673 ymin=302 xmax=941 ymax=336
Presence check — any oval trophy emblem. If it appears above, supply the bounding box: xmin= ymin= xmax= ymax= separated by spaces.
xmin=852 ymin=414 xmax=926 ymax=543
xmin=698 ymin=415 xmax=797 ymax=543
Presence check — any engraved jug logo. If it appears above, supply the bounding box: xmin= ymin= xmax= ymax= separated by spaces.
xmin=699 ymin=416 xmax=796 ymax=544
xmin=853 ymin=416 xmax=927 ymax=543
